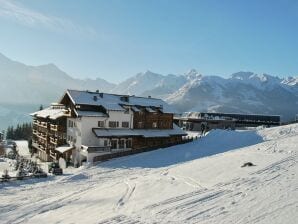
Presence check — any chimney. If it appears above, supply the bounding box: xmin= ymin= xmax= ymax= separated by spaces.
xmin=96 ymin=90 xmax=99 ymax=93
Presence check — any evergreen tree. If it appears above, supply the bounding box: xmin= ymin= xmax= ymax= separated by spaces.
xmin=39 ymin=104 xmax=43 ymax=110
xmin=5 ymin=122 xmax=33 ymax=140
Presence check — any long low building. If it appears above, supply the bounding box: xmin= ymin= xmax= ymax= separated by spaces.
xmin=31 ymin=90 xmax=186 ymax=165
xmin=175 ymin=112 xmax=280 ymax=132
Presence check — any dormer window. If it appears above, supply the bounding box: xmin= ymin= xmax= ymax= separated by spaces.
xmin=120 ymin=96 xmax=129 ymax=102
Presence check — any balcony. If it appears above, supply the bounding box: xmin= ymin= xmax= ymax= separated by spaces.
xmin=39 ymin=133 xmax=47 ymax=141
xmin=49 ymin=150 xmax=57 ymax=159
xmin=50 ymin=124 xmax=65 ymax=132
xmin=87 ymin=146 xmax=111 ymax=153
xmin=37 ymin=121 xmax=48 ymax=128
xmin=32 ymin=141 xmax=39 ymax=149
xmin=50 ymin=137 xmax=58 ymax=145
xmin=38 ymin=144 xmax=46 ymax=152
xmin=50 ymin=137 xmax=65 ymax=146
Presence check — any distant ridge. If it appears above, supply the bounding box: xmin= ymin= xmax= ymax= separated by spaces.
xmin=0 ymin=52 xmax=298 ymax=129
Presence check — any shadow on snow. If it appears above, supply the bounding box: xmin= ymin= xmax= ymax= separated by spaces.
xmin=98 ymin=129 xmax=264 ymax=169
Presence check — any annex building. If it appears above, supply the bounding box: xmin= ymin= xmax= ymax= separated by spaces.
xmin=175 ymin=112 xmax=280 ymax=132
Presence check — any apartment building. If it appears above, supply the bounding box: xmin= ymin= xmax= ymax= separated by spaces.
xmin=31 ymin=90 xmax=186 ymax=165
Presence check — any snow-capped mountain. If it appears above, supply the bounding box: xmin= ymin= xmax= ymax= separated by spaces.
xmin=1 ymin=51 xmax=298 ymax=129
xmin=166 ymin=71 xmax=298 ymax=121
xmin=112 ymin=70 xmax=187 ymax=99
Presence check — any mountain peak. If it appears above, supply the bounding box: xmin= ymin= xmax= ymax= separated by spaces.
xmin=184 ymin=69 xmax=202 ymax=80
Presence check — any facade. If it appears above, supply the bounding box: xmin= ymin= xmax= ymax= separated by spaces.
xmin=175 ymin=112 xmax=280 ymax=132
xmin=31 ymin=90 xmax=186 ymax=165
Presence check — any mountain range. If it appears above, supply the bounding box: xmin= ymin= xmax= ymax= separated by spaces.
xmin=0 ymin=52 xmax=298 ymax=130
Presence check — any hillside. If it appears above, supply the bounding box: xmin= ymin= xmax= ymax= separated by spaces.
xmin=0 ymin=124 xmax=297 ymax=223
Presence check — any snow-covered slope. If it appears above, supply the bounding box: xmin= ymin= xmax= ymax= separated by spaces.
xmin=1 ymin=124 xmax=297 ymax=223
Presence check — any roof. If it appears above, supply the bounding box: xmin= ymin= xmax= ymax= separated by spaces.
xmin=64 ymin=89 xmax=176 ymax=113
xmin=74 ymin=110 xmax=107 ymax=117
xmin=30 ymin=107 xmax=69 ymax=120
xmin=93 ymin=124 xmax=186 ymax=138
xmin=55 ymin=145 xmax=74 ymax=153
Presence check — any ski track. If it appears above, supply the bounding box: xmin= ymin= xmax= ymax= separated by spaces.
xmin=1 ymin=125 xmax=298 ymax=223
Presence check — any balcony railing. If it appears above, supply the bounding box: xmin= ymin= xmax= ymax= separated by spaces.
xmin=87 ymin=146 xmax=111 ymax=153
xmin=32 ymin=141 xmax=39 ymax=149
xmin=49 ymin=150 xmax=57 ymax=159
xmin=50 ymin=137 xmax=57 ymax=145
xmin=36 ymin=121 xmax=48 ymax=128
xmin=50 ymin=124 xmax=65 ymax=132
xmin=39 ymin=133 xmax=47 ymax=141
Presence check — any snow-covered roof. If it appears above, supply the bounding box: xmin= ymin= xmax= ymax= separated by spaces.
xmin=93 ymin=124 xmax=186 ymax=138
xmin=92 ymin=129 xmax=141 ymax=138
xmin=65 ymin=90 xmax=176 ymax=113
xmin=30 ymin=107 xmax=69 ymax=120
xmin=55 ymin=145 xmax=74 ymax=153
xmin=74 ymin=110 xmax=107 ymax=117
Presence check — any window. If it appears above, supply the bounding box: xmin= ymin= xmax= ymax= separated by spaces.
xmin=104 ymin=140 xmax=108 ymax=147
xmin=109 ymin=121 xmax=119 ymax=128
xmin=126 ymin=139 xmax=132 ymax=148
xmin=122 ymin=121 xmax=129 ymax=128
xmin=152 ymin=122 xmax=157 ymax=128
xmin=98 ymin=121 xmax=105 ymax=128
xmin=138 ymin=122 xmax=144 ymax=128
xmin=111 ymin=140 xmax=117 ymax=149
xmin=119 ymin=139 xmax=125 ymax=148
xmin=68 ymin=120 xmax=74 ymax=128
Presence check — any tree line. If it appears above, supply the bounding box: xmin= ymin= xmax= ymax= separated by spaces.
xmin=6 ymin=122 xmax=32 ymax=140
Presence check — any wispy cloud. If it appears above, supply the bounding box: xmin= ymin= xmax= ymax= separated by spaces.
xmin=0 ymin=0 xmax=97 ymax=38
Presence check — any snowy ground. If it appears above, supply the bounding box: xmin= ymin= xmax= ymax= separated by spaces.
xmin=0 ymin=141 xmax=31 ymax=177
xmin=0 ymin=124 xmax=297 ymax=224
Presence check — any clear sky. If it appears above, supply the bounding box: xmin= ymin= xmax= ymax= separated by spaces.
xmin=0 ymin=0 xmax=297 ymax=83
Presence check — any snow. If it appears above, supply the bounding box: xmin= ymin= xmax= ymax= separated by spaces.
xmin=55 ymin=145 xmax=74 ymax=154
xmin=31 ymin=107 xmax=68 ymax=120
xmin=0 ymin=124 xmax=298 ymax=223
xmin=67 ymin=89 xmax=177 ymax=113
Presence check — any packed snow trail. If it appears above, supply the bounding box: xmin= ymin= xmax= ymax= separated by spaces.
xmin=0 ymin=125 xmax=297 ymax=224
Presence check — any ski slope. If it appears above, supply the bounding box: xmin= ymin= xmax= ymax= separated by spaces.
xmin=0 ymin=124 xmax=297 ymax=224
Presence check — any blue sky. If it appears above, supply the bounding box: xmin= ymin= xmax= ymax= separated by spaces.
xmin=0 ymin=0 xmax=297 ymax=83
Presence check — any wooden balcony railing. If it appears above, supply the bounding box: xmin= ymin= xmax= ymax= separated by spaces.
xmin=50 ymin=124 xmax=65 ymax=132
xmin=87 ymin=146 xmax=111 ymax=153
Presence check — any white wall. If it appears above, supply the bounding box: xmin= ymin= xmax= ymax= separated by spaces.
xmin=67 ymin=109 xmax=134 ymax=164
xmin=67 ymin=108 xmax=134 ymax=149
xmin=107 ymin=110 xmax=133 ymax=128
